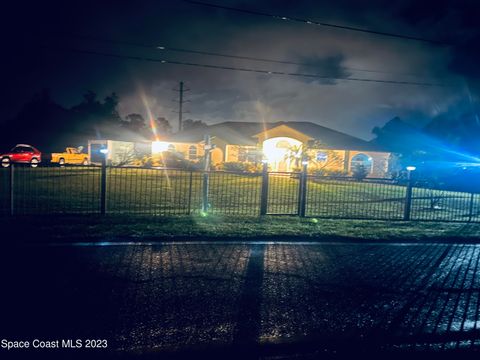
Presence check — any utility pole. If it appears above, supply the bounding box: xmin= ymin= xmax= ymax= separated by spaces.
xmin=173 ymin=81 xmax=190 ymax=132
xmin=178 ymin=81 xmax=184 ymax=132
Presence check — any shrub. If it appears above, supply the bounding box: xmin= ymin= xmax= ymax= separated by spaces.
xmin=220 ymin=162 xmax=261 ymax=173
xmin=352 ymin=165 xmax=368 ymax=180
xmin=311 ymin=168 xmax=348 ymax=177
xmin=221 ymin=162 xmax=247 ymax=172
xmin=141 ymin=156 xmax=153 ymax=168
xmin=139 ymin=152 xmax=202 ymax=170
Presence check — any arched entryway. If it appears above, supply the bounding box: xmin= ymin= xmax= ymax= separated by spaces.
xmin=262 ymin=137 xmax=303 ymax=172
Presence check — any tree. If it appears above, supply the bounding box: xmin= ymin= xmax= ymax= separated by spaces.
xmin=0 ymin=89 xmax=74 ymax=152
xmin=284 ymin=144 xmax=304 ymax=170
xmin=102 ymin=92 xmax=122 ymax=124
xmin=71 ymin=91 xmax=102 ymax=115
xmin=287 ymin=140 xmax=343 ymax=175
xmin=182 ymin=119 xmax=207 ymax=131
xmin=122 ymin=113 xmax=146 ymax=134
xmin=112 ymin=147 xmax=137 ymax=166
xmin=69 ymin=90 xmax=125 ymax=140
xmin=371 ymin=117 xmax=425 ymax=154
xmin=155 ymin=117 xmax=172 ymax=135
xmin=308 ymin=147 xmax=343 ymax=175
xmin=424 ymin=101 xmax=480 ymax=154
xmin=352 ymin=164 xmax=368 ymax=180
xmin=2 ymin=91 xmax=128 ymax=152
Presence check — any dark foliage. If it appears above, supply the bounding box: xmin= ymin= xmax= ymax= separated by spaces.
xmin=352 ymin=164 xmax=368 ymax=180
xmin=1 ymin=91 xmax=173 ymax=153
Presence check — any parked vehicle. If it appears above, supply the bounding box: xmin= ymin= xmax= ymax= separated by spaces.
xmin=1 ymin=144 xmax=41 ymax=168
xmin=51 ymin=147 xmax=89 ymax=165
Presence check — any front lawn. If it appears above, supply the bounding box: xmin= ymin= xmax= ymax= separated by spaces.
xmin=1 ymin=166 xmax=478 ymax=223
xmin=4 ymin=215 xmax=480 ymax=243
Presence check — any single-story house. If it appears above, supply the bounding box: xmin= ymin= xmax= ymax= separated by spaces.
xmin=87 ymin=139 xmax=151 ymax=165
xmin=153 ymin=121 xmax=391 ymax=177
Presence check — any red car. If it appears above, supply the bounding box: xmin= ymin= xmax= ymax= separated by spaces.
xmin=1 ymin=144 xmax=42 ymax=168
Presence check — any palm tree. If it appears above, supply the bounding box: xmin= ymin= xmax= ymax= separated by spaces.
xmin=284 ymin=144 xmax=308 ymax=170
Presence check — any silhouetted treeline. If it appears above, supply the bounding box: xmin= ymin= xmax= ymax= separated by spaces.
xmin=371 ymin=102 xmax=480 ymax=191
xmin=1 ymin=90 xmax=173 ymax=152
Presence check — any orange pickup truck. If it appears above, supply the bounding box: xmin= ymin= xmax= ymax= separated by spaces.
xmin=51 ymin=147 xmax=89 ymax=165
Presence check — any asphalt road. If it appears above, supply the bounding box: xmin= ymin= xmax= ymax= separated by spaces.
xmin=2 ymin=241 xmax=480 ymax=358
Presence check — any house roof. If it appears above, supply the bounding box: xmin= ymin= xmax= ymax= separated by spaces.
xmin=169 ymin=122 xmax=264 ymax=145
xmin=169 ymin=121 xmax=387 ymax=152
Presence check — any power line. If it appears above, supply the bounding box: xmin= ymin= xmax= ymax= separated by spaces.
xmin=50 ymin=33 xmax=433 ymax=78
xmin=41 ymin=46 xmax=444 ymax=87
xmin=182 ymin=0 xmax=450 ymax=46
xmin=159 ymin=46 xmax=422 ymax=77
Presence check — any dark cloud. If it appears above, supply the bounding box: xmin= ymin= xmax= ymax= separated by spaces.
xmin=3 ymin=0 xmax=480 ymax=140
xmin=295 ymin=54 xmax=350 ymax=84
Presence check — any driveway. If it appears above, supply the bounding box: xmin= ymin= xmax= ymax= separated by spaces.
xmin=1 ymin=241 xmax=480 ymax=357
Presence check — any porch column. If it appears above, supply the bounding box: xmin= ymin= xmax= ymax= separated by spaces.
xmin=344 ymin=150 xmax=350 ymax=173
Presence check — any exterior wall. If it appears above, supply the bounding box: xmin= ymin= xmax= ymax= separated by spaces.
xmin=225 ymin=145 xmax=259 ymax=162
xmin=88 ymin=139 xmax=150 ymax=165
xmin=225 ymin=145 xmax=238 ymax=162
xmin=211 ymin=148 xmax=224 ymax=165
xmin=152 ymin=141 xmax=224 ymax=166
xmin=109 ymin=140 xmax=135 ymax=165
xmin=225 ymin=144 xmax=390 ymax=177
xmin=210 ymin=138 xmax=228 ymax=162
xmin=304 ymin=148 xmax=390 ymax=177
xmin=155 ymin=141 xmax=205 ymax=161
xmin=305 ymin=149 xmax=347 ymax=173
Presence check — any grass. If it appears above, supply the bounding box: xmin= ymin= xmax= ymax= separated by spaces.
xmin=4 ymin=214 xmax=480 ymax=243
xmin=0 ymin=166 xmax=479 ymax=222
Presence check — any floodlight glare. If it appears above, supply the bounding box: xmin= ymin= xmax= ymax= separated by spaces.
xmin=100 ymin=148 xmax=109 ymax=155
xmin=406 ymin=166 xmax=416 ymax=171
xmin=152 ymin=141 xmax=169 ymax=154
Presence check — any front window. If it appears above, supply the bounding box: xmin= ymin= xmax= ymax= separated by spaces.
xmin=167 ymin=144 xmax=176 ymax=152
xmin=238 ymin=147 xmax=258 ymax=163
xmin=238 ymin=147 xmax=247 ymax=162
xmin=188 ymin=145 xmax=197 ymax=160
xmin=316 ymin=151 xmax=328 ymax=162
xmin=246 ymin=150 xmax=258 ymax=163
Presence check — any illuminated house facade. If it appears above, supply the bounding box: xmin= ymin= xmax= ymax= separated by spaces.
xmin=153 ymin=121 xmax=391 ymax=177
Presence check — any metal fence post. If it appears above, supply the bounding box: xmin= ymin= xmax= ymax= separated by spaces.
xmin=403 ymin=175 xmax=413 ymax=221
xmin=298 ymin=162 xmax=308 ymax=217
xmin=468 ymin=192 xmax=475 ymax=222
xmin=100 ymin=156 xmax=107 ymax=215
xmin=187 ymin=171 xmax=193 ymax=215
xmin=202 ymin=172 xmax=209 ymax=213
xmin=260 ymin=161 xmax=269 ymax=215
xmin=9 ymin=164 xmax=14 ymax=216
xmin=202 ymin=135 xmax=211 ymax=213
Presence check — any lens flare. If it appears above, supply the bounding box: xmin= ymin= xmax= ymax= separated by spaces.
xmin=152 ymin=141 xmax=170 ymax=154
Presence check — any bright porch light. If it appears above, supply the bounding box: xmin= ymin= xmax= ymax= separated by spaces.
xmin=152 ymin=141 xmax=170 ymax=154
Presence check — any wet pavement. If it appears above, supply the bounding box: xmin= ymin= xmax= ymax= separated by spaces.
xmin=2 ymin=241 xmax=480 ymax=358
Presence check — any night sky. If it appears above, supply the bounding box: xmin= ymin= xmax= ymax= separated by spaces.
xmin=4 ymin=0 xmax=480 ymax=140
